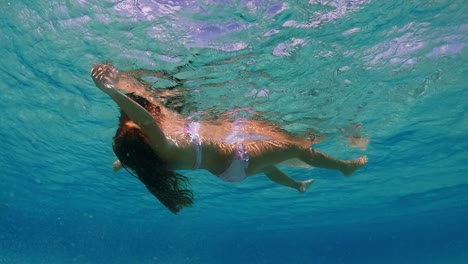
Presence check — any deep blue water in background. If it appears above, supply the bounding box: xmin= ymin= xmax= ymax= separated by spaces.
xmin=1 ymin=0 xmax=467 ymax=263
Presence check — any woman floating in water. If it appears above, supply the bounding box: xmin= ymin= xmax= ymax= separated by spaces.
xmin=91 ymin=63 xmax=368 ymax=214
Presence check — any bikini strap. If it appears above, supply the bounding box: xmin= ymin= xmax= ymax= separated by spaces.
xmin=185 ymin=121 xmax=202 ymax=170
xmin=191 ymin=133 xmax=202 ymax=170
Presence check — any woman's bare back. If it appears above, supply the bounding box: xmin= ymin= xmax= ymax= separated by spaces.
xmin=111 ymin=64 xmax=309 ymax=148
xmin=196 ymin=118 xmax=308 ymax=146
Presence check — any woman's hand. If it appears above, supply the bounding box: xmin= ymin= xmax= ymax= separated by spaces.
xmin=91 ymin=63 xmax=120 ymax=94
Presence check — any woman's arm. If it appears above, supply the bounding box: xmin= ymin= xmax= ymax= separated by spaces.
xmin=112 ymin=160 xmax=123 ymax=172
xmin=109 ymin=89 xmax=172 ymax=151
xmin=91 ymin=64 xmax=174 ymax=157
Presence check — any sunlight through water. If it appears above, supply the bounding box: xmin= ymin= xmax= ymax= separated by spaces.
xmin=1 ymin=0 xmax=467 ymax=263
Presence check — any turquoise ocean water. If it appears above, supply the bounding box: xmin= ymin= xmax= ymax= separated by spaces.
xmin=1 ymin=0 xmax=467 ymax=263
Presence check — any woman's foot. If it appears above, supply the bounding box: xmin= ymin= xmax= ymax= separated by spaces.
xmin=298 ymin=179 xmax=314 ymax=193
xmin=341 ymin=155 xmax=368 ymax=176
xmin=91 ymin=63 xmax=120 ymax=92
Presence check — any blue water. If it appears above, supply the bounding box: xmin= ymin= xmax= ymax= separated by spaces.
xmin=1 ymin=0 xmax=467 ymax=263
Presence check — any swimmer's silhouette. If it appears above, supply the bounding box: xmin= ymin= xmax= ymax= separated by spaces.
xmin=91 ymin=63 xmax=368 ymax=214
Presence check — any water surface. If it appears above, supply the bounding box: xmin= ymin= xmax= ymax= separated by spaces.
xmin=1 ymin=0 xmax=467 ymax=263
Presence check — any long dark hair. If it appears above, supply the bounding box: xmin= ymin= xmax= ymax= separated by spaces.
xmin=112 ymin=93 xmax=193 ymax=214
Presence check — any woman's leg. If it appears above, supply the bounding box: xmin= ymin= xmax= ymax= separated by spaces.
xmin=263 ymin=166 xmax=314 ymax=193
xmin=246 ymin=139 xmax=367 ymax=177
xmin=299 ymin=148 xmax=368 ymax=176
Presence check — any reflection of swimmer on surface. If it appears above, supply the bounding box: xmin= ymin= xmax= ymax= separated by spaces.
xmin=340 ymin=123 xmax=370 ymax=150
xmin=91 ymin=63 xmax=368 ymax=214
